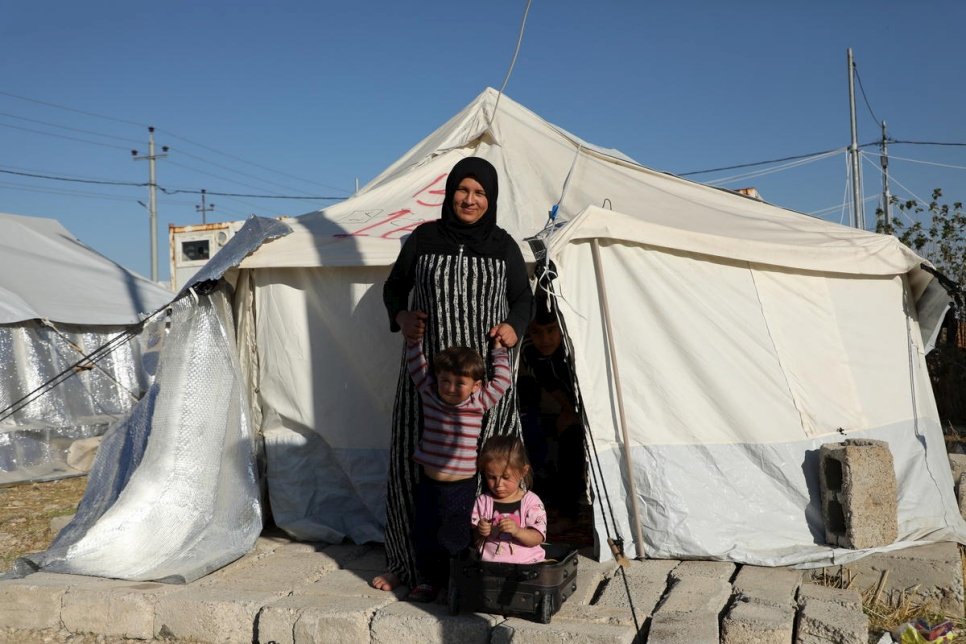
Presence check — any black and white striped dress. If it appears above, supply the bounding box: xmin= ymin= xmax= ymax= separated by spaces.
xmin=384 ymin=251 xmax=522 ymax=586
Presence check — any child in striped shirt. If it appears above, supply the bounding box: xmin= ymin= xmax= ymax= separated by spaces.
xmin=405 ymin=336 xmax=512 ymax=602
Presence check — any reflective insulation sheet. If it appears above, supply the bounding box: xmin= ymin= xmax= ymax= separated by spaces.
xmin=0 ymin=319 xmax=157 ymax=485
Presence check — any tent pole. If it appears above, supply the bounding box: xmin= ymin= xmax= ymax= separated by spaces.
xmin=591 ymin=239 xmax=646 ymax=556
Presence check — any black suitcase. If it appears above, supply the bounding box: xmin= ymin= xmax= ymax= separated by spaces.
xmin=447 ymin=544 xmax=579 ymax=623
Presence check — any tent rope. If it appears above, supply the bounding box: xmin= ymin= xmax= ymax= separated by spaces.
xmin=0 ymin=299 xmax=174 ymax=423
xmin=529 ymin=246 xmax=641 ymax=627
xmin=40 ymin=319 xmax=141 ymax=403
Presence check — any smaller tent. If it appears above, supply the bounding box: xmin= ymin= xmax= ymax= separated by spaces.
xmin=539 ymin=201 xmax=964 ymax=566
xmin=0 ymin=212 xmax=172 ymax=484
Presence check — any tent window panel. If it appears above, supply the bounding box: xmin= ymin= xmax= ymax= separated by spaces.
xmin=557 ymin=242 xmax=802 ymax=447
xmin=826 ymin=274 xmax=924 ymax=430
xmin=751 ymin=269 xmax=866 ymax=439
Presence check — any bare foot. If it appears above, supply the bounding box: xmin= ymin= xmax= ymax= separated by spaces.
xmin=371 ymin=571 xmax=401 ymax=591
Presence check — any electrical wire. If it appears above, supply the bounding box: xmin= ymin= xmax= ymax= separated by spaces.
xmin=705 ymin=149 xmax=842 ymax=187
xmin=170 ymin=146 xmax=336 ymax=197
xmin=0 ymin=121 xmax=133 ymax=151
xmin=0 ymin=167 xmax=341 ymax=200
xmin=852 ymin=62 xmax=880 ymax=125
xmin=886 ymin=155 xmax=966 ymax=171
xmin=489 ymin=0 xmax=532 ymax=125
xmin=0 ymin=90 xmax=147 ymax=128
xmin=156 ymin=128 xmax=349 ymax=193
xmin=679 ymin=146 xmax=847 ymax=177
xmin=0 ymin=111 xmax=144 ymax=144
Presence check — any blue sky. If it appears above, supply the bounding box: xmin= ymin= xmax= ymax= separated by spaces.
xmin=2 ymin=1 xmax=964 ymax=284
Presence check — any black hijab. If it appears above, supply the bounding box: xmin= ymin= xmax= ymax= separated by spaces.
xmin=437 ymin=156 xmax=503 ymax=255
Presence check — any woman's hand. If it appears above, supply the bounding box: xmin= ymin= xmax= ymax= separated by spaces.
xmin=488 ymin=323 xmax=518 ymax=348
xmin=396 ymin=310 xmax=427 ymax=342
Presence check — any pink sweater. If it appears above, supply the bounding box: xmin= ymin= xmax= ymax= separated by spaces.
xmin=471 ymin=491 xmax=547 ymax=563
xmin=408 ymin=342 xmax=511 ymax=477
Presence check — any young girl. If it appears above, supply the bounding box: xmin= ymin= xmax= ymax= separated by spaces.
xmin=472 ymin=435 xmax=547 ymax=563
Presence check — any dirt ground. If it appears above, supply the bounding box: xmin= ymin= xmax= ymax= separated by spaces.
xmin=0 ymin=475 xmax=87 ymax=573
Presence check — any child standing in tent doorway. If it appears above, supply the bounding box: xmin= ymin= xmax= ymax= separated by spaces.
xmin=472 ymin=435 xmax=547 ymax=563
xmin=517 ymin=286 xmax=585 ymax=532
xmin=375 ymin=156 xmax=532 ymax=594
xmin=403 ymin=334 xmax=512 ymax=602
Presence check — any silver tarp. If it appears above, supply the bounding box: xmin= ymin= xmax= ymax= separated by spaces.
xmin=8 ymin=290 xmax=262 ymax=582
xmin=0 ymin=320 xmax=153 ymax=484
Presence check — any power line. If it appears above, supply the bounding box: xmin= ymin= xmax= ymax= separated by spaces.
xmin=678 ymin=146 xmax=848 ymax=176
xmin=0 ymin=90 xmax=147 ymax=128
xmin=0 ymin=90 xmax=352 ymax=194
xmin=0 ymin=111 xmax=144 ymax=144
xmin=0 ymin=121 xmax=133 ymax=151
xmin=0 ymin=168 xmax=145 ymax=187
xmin=156 ymin=128 xmax=350 ymax=193
xmin=0 ymin=167 xmax=344 ymax=200
xmin=852 ymin=63 xmax=880 ymax=125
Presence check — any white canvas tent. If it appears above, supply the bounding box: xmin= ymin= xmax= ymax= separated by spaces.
xmin=224 ymin=88 xmax=963 ymax=564
xmin=21 ymin=88 xmax=965 ymax=582
xmin=0 ymin=212 xmax=172 ymax=484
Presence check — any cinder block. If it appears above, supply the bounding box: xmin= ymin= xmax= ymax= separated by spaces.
xmin=819 ymin=439 xmax=898 ymax=548
xmin=647 ymin=609 xmax=720 ymax=643
xmin=669 ymin=560 xmax=735 ymax=583
xmin=369 ymin=601 xmax=500 ymax=644
xmin=593 ymin=559 xmax=676 ymax=618
xmin=721 ymin=598 xmax=795 ymax=644
xmin=61 ymin=580 xmax=178 ymax=639
xmin=949 ymin=453 xmax=966 ymax=483
xmin=795 ymin=596 xmax=868 ymax=644
xmin=491 ymin=616 xmax=636 ymax=643
xmin=0 ymin=575 xmax=67 ymax=629
xmin=154 ymin=587 xmax=279 ymax=642
xmin=654 ymin=576 xmax=732 ymax=615
xmin=796 ymin=583 xmax=862 ymax=611
xmin=732 ymin=565 xmax=802 ymax=608
xmin=257 ymin=594 xmax=384 ymax=644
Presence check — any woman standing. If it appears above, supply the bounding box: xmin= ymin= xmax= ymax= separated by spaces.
xmin=374 ymin=156 xmax=533 ymax=591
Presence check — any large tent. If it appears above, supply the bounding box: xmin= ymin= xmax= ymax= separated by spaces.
xmin=228 ymin=88 xmax=963 ymax=564
xmin=20 ymin=88 xmax=965 ymax=582
xmin=0 ymin=212 xmax=172 ymax=484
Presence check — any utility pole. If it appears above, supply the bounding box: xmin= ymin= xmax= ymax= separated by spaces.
xmin=847 ymin=48 xmax=864 ymax=230
xmin=132 ymin=127 xmax=168 ymax=282
xmin=196 ymin=189 xmax=215 ymax=225
xmin=880 ymin=121 xmax=892 ymax=230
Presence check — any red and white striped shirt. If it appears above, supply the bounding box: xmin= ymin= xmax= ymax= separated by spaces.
xmin=408 ymin=342 xmax=511 ymax=477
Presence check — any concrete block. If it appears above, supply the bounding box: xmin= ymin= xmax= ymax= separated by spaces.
xmin=669 ymin=560 xmax=735 ymax=582
xmin=319 ymin=543 xmax=380 ymax=569
xmin=257 ymin=594 xmax=384 ymax=644
xmin=0 ymin=574 xmax=67 ymax=629
xmin=647 ymin=609 xmax=720 ymax=643
xmin=61 ymin=580 xmax=179 ymax=639
xmin=732 ymin=564 xmax=802 ymax=608
xmin=653 ymin=576 xmax=732 ymax=615
xmin=833 ymin=541 xmax=964 ymax=614
xmin=593 ymin=559 xmax=676 ymax=618
xmin=796 ymin=583 xmax=862 ymax=611
xmin=551 ymin=602 xmax=633 ymax=627
xmin=720 ymin=599 xmax=795 ymax=644
xmin=492 ymin=616 xmax=636 ymax=643
xmin=198 ymin=550 xmax=341 ymax=592
xmin=301 ymin=569 xmax=406 ymax=601
xmin=819 ymin=439 xmax=898 ymax=548
xmin=369 ymin=600 xmax=500 ymax=644
xmin=795 ymin=597 xmax=868 ymax=644
xmin=154 ymin=587 xmax=280 ymax=642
